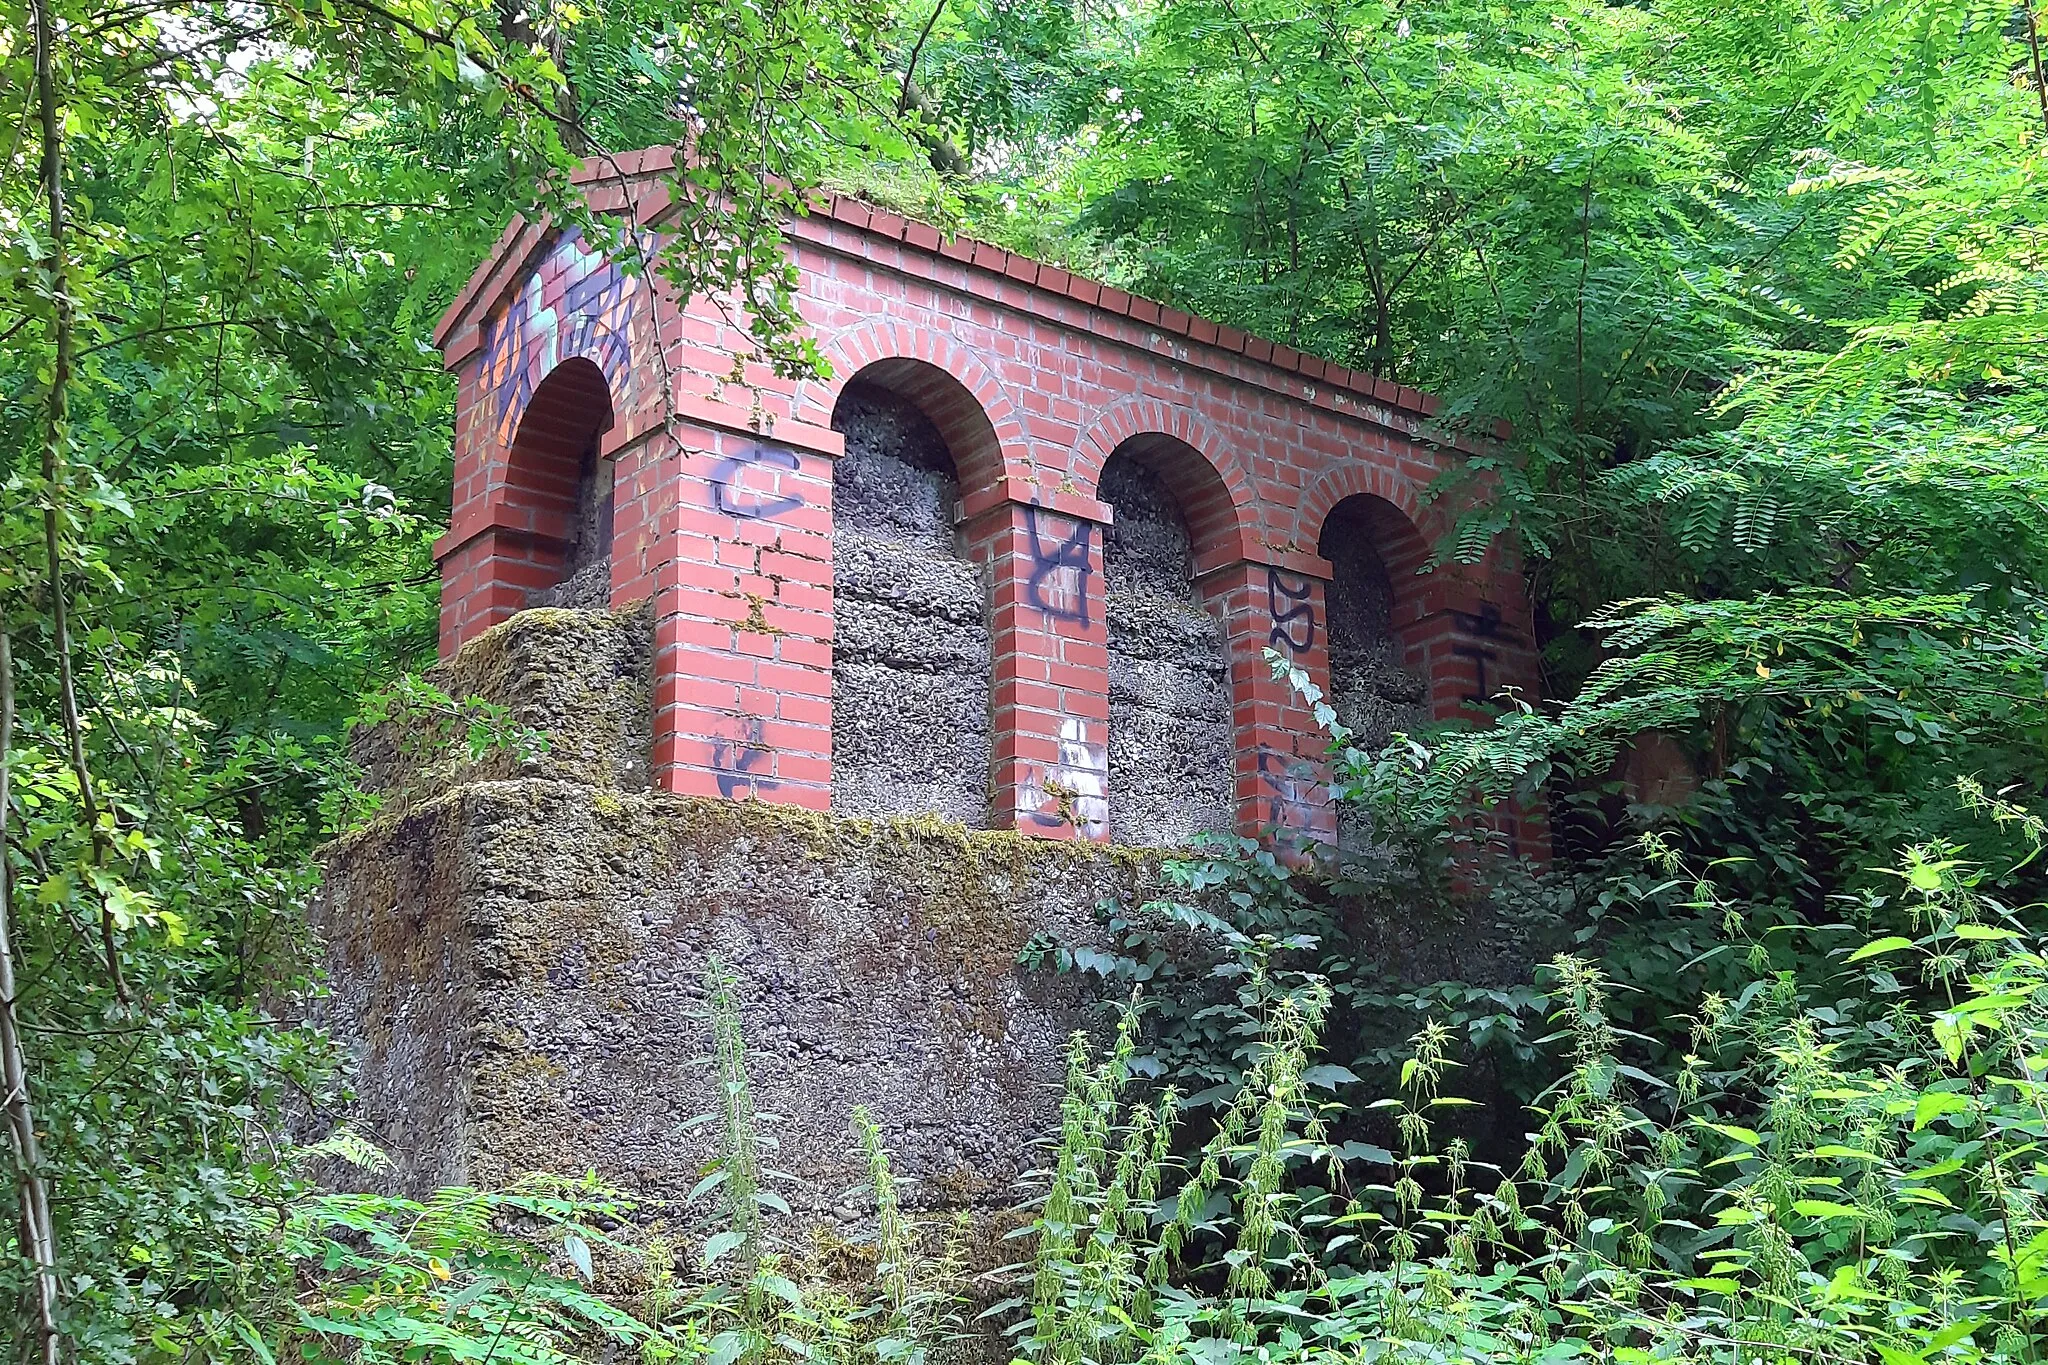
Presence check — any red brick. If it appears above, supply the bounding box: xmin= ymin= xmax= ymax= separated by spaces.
xmin=438 ymin=171 xmax=1533 ymax=849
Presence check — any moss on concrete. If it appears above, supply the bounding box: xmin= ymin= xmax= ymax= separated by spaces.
xmin=314 ymin=604 xmax=1527 ymax=1250
xmin=350 ymin=603 xmax=654 ymax=810
xmin=315 ymin=773 xmax=1153 ymax=1223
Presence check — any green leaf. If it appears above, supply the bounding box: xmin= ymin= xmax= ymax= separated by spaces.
xmin=1674 ymin=1277 xmax=1741 ymax=1294
xmin=758 ymin=1273 xmax=804 ymax=1306
xmin=231 ymin=1316 xmax=279 ymax=1365
xmin=1848 ymin=936 xmax=1915 ymax=962
xmin=1920 ymin=1319 xmax=1982 ymax=1354
xmin=703 ymin=1230 xmax=745 ymax=1266
xmin=1302 ymin=1064 xmax=1360 ymax=1088
xmin=562 ymin=1232 xmax=593 ymax=1282
xmin=1912 ymin=1091 xmax=1970 ymax=1129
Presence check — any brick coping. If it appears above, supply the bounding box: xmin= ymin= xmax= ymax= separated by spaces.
xmin=432 ymin=146 xmax=1509 ymax=448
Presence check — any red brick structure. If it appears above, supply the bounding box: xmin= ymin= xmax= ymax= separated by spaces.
xmin=431 ymin=148 xmax=1541 ymax=850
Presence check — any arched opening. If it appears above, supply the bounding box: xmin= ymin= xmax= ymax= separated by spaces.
xmin=505 ymin=357 xmax=616 ymax=609
xmin=1317 ymin=495 xmax=1431 ymax=848
xmin=828 ymin=366 xmax=993 ymax=826
xmin=836 ymin=355 xmax=1006 ymax=495
xmin=1098 ymin=439 xmax=1236 ymax=846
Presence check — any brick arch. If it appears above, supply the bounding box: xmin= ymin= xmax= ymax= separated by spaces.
xmin=1070 ymin=396 xmax=1258 ymax=568
xmin=797 ymin=322 xmax=1029 ymax=498
xmin=479 ymin=229 xmax=640 ymax=455
xmin=1299 ymin=461 xmax=1435 ymax=577
xmin=492 ymin=356 xmax=614 ymax=536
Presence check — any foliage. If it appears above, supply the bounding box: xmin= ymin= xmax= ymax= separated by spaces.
xmin=0 ymin=0 xmax=927 ymax=1347
xmin=925 ymin=0 xmax=2048 ymax=909
xmin=223 ymin=1170 xmax=659 ymax=1365
xmin=7 ymin=0 xmax=2048 ymax=1357
xmin=1011 ymin=826 xmax=2048 ymax=1365
xmin=643 ymin=965 xmax=972 ymax=1365
xmin=1020 ymin=834 xmax=1556 ymax=1120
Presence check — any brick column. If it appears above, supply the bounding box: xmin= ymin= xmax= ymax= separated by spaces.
xmin=966 ymin=492 xmax=1112 ymax=841
xmin=1200 ymin=557 xmax=1338 ymax=849
xmin=437 ymin=357 xmax=566 ymax=656
xmin=1396 ymin=558 xmax=1550 ymax=860
xmin=611 ymin=419 xmax=840 ymax=811
xmin=436 ymin=520 xmax=572 ymax=653
xmin=435 ymin=353 xmax=617 ymax=655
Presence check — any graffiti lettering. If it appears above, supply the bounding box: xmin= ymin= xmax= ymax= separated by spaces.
xmin=1450 ymin=602 xmax=1510 ymax=641
xmin=1022 ymin=507 xmax=1093 ymax=626
xmin=1446 ymin=602 xmax=1513 ymax=707
xmin=1255 ymin=743 xmax=1321 ymax=829
xmin=1018 ymin=717 xmax=1109 ymax=837
xmin=710 ymin=716 xmax=780 ymax=800
xmin=1266 ymin=569 xmax=1317 ymax=655
xmin=711 ymin=445 xmax=805 ymax=521
xmin=1453 ymin=644 xmax=1499 ymax=706
xmin=480 ymin=229 xmax=642 ymax=448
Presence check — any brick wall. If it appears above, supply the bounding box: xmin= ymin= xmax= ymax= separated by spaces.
xmin=430 ymin=148 xmax=1544 ymax=851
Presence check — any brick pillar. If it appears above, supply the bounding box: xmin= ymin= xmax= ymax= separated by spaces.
xmin=436 ymin=521 xmax=571 ymax=654
xmin=435 ymin=355 xmax=615 ymax=656
xmin=612 ymin=421 xmax=838 ymax=811
xmin=437 ymin=357 xmax=522 ymax=656
xmin=968 ymin=494 xmax=1111 ymax=841
xmin=1397 ymin=560 xmax=1550 ymax=860
xmin=1201 ymin=558 xmax=1338 ymax=849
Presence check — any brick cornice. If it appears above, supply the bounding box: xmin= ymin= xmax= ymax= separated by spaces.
xmin=784 ymin=197 xmax=1482 ymax=442
xmin=432 ymin=500 xmax=568 ymax=564
xmin=1194 ymin=538 xmax=1336 ymax=581
xmin=431 ymin=149 xmax=1509 ymax=457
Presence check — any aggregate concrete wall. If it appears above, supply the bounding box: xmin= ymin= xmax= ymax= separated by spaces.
xmin=1319 ymin=500 xmax=1430 ymax=850
xmin=1099 ymin=454 xmax=1236 ymax=846
xmin=828 ymin=382 xmax=993 ymax=826
xmin=531 ymin=450 xmax=615 ymax=610
xmin=351 ymin=604 xmax=653 ymax=805
xmin=1320 ymin=503 xmax=1430 ymax=746
xmin=320 ymin=604 xmax=1554 ymax=1240
xmin=327 ymin=605 xmax=1137 ymax=1221
xmin=315 ymin=780 xmax=1146 ymax=1216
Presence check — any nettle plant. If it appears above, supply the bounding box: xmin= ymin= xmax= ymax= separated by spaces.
xmin=1007 ymin=814 xmax=2048 ymax=1364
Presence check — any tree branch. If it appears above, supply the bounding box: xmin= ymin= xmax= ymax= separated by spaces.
xmin=0 ymin=634 xmax=60 ymax=1365
xmin=35 ymin=0 xmax=128 ymax=1011
xmin=899 ymin=0 xmax=947 ymax=114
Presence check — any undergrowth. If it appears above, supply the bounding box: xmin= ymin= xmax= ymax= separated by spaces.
xmin=1007 ymin=806 xmax=2048 ymax=1364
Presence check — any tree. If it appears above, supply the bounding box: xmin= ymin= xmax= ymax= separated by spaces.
xmin=0 ymin=0 xmax=914 ymax=1348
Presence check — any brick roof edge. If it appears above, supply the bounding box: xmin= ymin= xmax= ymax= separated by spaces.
xmin=802 ymin=191 xmax=1493 ymax=436
xmin=432 ymin=151 xmax=1512 ymax=446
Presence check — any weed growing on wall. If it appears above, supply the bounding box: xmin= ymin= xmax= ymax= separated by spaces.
xmin=82 ymin=954 xmax=976 ymax=1364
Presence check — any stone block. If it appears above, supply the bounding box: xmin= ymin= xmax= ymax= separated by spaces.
xmin=314 ymin=780 xmax=1148 ymax=1224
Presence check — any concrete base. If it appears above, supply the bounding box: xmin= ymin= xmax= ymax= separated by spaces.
xmin=313 ymin=778 xmax=1146 ymax=1217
